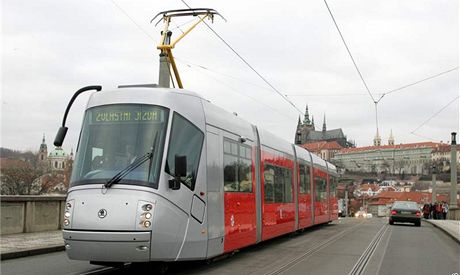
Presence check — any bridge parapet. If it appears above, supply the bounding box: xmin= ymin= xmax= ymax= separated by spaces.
xmin=1 ymin=195 xmax=66 ymax=235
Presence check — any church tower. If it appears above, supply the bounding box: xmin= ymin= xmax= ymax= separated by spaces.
xmin=303 ymin=105 xmax=311 ymax=125
xmin=388 ymin=130 xmax=395 ymax=146
xmin=38 ymin=134 xmax=48 ymax=162
xmin=322 ymin=114 xmax=327 ymax=132
xmin=373 ymin=129 xmax=382 ymax=146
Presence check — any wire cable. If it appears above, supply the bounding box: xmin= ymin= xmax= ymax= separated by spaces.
xmin=188 ymin=65 xmax=295 ymax=121
xmin=380 ymin=66 xmax=459 ymax=100
xmin=109 ymin=0 xmax=157 ymax=42
xmin=323 ymin=0 xmax=376 ymax=103
xmin=411 ymin=95 xmax=459 ymax=134
xmin=179 ymin=0 xmax=304 ymax=116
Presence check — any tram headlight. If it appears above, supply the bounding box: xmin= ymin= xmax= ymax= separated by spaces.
xmin=142 ymin=204 xmax=153 ymax=211
xmin=63 ymin=200 xmax=74 ymax=228
xmin=137 ymin=201 xmax=155 ymax=229
xmin=143 ymin=220 xmax=151 ymax=228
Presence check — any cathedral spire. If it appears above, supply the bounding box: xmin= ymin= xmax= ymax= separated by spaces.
xmin=297 ymin=116 xmax=302 ymax=127
xmin=311 ymin=116 xmax=315 ymax=130
xmin=303 ymin=104 xmax=311 ymax=125
xmin=374 ymin=129 xmax=381 ymax=146
xmin=388 ymin=129 xmax=395 ymax=145
xmin=322 ymin=114 xmax=326 ymax=132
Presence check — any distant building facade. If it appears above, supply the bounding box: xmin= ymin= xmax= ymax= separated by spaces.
xmin=332 ymin=141 xmax=441 ymax=175
xmin=295 ymin=105 xmax=354 ymax=148
xmin=301 ymin=140 xmax=343 ymax=161
xmin=37 ymin=135 xmax=73 ymax=171
xmin=431 ymin=144 xmax=460 ymax=172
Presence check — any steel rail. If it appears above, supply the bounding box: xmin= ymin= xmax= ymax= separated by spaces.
xmin=264 ymin=220 xmax=366 ymax=275
xmin=348 ymin=223 xmax=389 ymax=275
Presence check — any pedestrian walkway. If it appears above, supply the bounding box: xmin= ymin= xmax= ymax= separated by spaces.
xmin=424 ymin=219 xmax=460 ymax=243
xmin=1 ymin=230 xmax=64 ymax=260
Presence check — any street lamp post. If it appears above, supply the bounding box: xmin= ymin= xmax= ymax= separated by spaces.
xmin=449 ymin=132 xmax=458 ymax=210
xmin=431 ymin=165 xmax=437 ymax=204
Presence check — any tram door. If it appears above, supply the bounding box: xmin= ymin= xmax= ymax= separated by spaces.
xmin=222 ymin=137 xmax=257 ymax=252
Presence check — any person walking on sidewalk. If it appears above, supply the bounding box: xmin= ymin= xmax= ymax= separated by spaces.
xmin=423 ymin=204 xmax=430 ymax=219
xmin=430 ymin=203 xmax=435 ymax=219
xmin=435 ymin=202 xmax=443 ymax=220
xmin=442 ymin=201 xmax=449 ymax=220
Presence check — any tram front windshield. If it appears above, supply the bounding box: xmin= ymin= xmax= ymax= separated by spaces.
xmin=70 ymin=104 xmax=169 ymax=188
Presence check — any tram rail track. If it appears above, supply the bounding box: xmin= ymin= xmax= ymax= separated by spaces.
xmin=348 ymin=223 xmax=389 ymax=275
xmin=264 ymin=220 xmax=367 ymax=275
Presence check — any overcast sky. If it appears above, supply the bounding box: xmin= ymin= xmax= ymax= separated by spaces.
xmin=1 ymin=0 xmax=459 ymax=154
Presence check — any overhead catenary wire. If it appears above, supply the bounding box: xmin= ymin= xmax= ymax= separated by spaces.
xmin=323 ymin=0 xmax=376 ymax=104
xmin=175 ymin=57 xmax=276 ymax=93
xmin=109 ymin=0 xmax=157 ymax=42
xmin=179 ymin=0 xmax=304 ymax=116
xmin=106 ymin=0 xmax=304 ymax=121
xmin=411 ymin=95 xmax=459 ymax=134
xmin=376 ymin=66 xmax=459 ymax=103
xmin=186 ymin=64 xmax=295 ymax=122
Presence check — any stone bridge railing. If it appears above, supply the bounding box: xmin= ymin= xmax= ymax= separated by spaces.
xmin=1 ymin=195 xmax=66 ymax=235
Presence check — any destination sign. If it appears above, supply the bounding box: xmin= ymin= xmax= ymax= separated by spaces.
xmin=90 ymin=105 xmax=166 ymax=124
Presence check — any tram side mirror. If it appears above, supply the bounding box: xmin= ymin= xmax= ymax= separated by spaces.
xmin=175 ymin=155 xmax=187 ymax=177
xmin=169 ymin=155 xmax=187 ymax=190
xmin=54 ymin=126 xmax=68 ymax=147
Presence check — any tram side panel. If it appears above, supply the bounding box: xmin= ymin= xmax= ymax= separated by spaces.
xmin=313 ymin=168 xmax=329 ymax=225
xmin=260 ymin=146 xmax=296 ymax=241
xmin=222 ymin=133 xmax=257 ymax=253
xmin=205 ymin=129 xmax=225 ymax=258
xmin=297 ymin=161 xmax=313 ymax=229
xmin=155 ymin=109 xmax=209 ymax=261
xmin=329 ymin=175 xmax=339 ymax=221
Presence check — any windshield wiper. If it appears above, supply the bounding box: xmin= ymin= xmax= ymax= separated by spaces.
xmin=104 ymin=133 xmax=159 ymax=189
xmin=104 ymin=151 xmax=153 ymax=188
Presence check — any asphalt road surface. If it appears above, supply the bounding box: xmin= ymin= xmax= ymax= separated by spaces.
xmin=2 ymin=218 xmax=459 ymax=275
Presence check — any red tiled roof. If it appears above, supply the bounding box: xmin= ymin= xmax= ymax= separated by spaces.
xmin=359 ymin=183 xmax=380 ymax=192
xmin=339 ymin=142 xmax=440 ymax=154
xmin=432 ymin=144 xmax=460 ymax=153
xmin=368 ymin=191 xmax=449 ymax=205
xmin=301 ymin=141 xmax=343 ymax=151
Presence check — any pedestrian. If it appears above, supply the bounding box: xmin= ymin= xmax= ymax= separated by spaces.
xmin=442 ymin=201 xmax=449 ymax=220
xmin=423 ymin=204 xmax=430 ymax=219
xmin=435 ymin=202 xmax=443 ymax=220
xmin=430 ymin=203 xmax=435 ymax=219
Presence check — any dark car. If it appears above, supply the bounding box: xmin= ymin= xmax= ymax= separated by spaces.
xmin=389 ymin=201 xmax=421 ymax=227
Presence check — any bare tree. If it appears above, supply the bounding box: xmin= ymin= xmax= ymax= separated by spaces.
xmin=1 ymin=166 xmax=44 ymax=195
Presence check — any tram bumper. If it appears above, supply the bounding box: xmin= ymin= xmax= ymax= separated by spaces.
xmin=63 ymin=230 xmax=151 ymax=262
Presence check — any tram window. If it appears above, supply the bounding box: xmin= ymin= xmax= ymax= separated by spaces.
xmin=165 ymin=113 xmax=204 ymax=190
xmin=223 ymin=139 xmax=252 ymax=192
xmin=299 ymin=164 xmax=311 ymax=194
xmin=264 ymin=164 xmax=292 ymax=203
xmin=314 ymin=176 xmax=327 ymax=201
xmin=330 ymin=176 xmax=337 ymax=197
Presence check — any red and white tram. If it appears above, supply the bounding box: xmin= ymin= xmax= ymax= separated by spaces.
xmin=55 ymin=85 xmax=339 ymax=264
